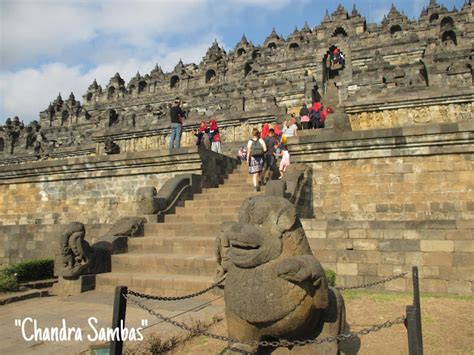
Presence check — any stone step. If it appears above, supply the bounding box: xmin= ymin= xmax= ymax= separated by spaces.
xmin=174 ymin=205 xmax=240 ymax=215
xmin=184 ymin=200 xmax=243 ymax=208
xmin=225 ymin=171 xmax=251 ymax=179
xmin=145 ymin=230 xmax=223 ymax=238
xmin=95 ymin=162 xmax=253 ymax=296
xmin=193 ymin=192 xmax=259 ymax=201
xmin=144 ymin=222 xmax=222 ymax=235
xmin=221 ymin=180 xmax=253 ymax=187
xmin=111 ymin=254 xmax=217 ymax=276
xmin=203 ymin=185 xmax=265 ymax=194
xmin=164 ymin=213 xmax=237 ymax=223
xmin=225 ymin=170 xmax=250 ymax=176
xmin=95 ymin=272 xmax=216 ymax=296
xmin=222 ymin=178 xmax=253 ymax=186
xmin=127 ymin=237 xmax=215 ymax=255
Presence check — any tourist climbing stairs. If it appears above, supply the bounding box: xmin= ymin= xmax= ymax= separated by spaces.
xmin=95 ymin=164 xmax=261 ymax=296
xmin=324 ymin=78 xmax=340 ymax=111
xmin=321 ymin=76 xmax=351 ymax=130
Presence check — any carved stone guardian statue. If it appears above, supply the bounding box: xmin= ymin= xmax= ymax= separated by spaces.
xmin=218 ymin=196 xmax=347 ymax=354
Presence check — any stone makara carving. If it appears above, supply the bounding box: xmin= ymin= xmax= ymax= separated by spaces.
xmin=59 ymin=222 xmax=110 ymax=279
xmin=93 ymin=217 xmax=146 ymax=254
xmin=103 ymin=216 xmax=145 ymax=237
xmin=137 ymin=187 xmax=164 ymax=214
xmin=58 ymin=218 xmax=145 ymax=279
xmin=220 ymin=196 xmax=346 ymax=354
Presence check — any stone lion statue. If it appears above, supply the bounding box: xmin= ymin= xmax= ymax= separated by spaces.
xmin=218 ymin=196 xmax=347 ymax=354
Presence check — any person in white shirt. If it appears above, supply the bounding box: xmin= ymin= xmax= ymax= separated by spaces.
xmin=283 ymin=117 xmax=298 ymax=138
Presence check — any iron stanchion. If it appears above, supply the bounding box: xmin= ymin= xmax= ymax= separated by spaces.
xmin=406 ymin=267 xmax=423 ymax=355
xmin=110 ymin=286 xmax=128 ymax=355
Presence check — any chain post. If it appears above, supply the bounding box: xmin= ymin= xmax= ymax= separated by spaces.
xmin=406 ymin=305 xmax=422 ymax=355
xmin=110 ymin=286 xmax=128 ymax=355
xmin=122 ymin=272 xmax=411 ymax=349
xmin=412 ymin=266 xmax=423 ymax=354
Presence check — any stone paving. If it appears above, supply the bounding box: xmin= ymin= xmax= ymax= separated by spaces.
xmin=1 ymin=290 xmax=224 ymax=355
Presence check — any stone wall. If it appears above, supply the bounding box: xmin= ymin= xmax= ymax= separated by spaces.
xmin=291 ymin=121 xmax=474 ymax=221
xmin=291 ymin=121 xmax=474 ymax=295
xmin=0 ymin=147 xmax=238 ymax=266
xmin=311 ymin=153 xmax=473 ymax=221
xmin=95 ymin=113 xmax=279 ymax=155
xmin=303 ymin=219 xmax=474 ymax=295
xmin=0 ymin=224 xmax=109 ymax=266
xmin=348 ymin=102 xmax=473 ymax=131
xmin=0 ymin=150 xmax=203 ymax=226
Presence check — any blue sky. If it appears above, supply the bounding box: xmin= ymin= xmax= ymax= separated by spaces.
xmin=0 ymin=0 xmax=465 ymax=124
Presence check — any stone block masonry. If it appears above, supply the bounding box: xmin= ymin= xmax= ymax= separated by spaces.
xmin=1 ymin=121 xmax=472 ymax=297
xmin=0 ymin=147 xmax=235 ymax=265
xmin=302 ymin=219 xmax=474 ymax=295
xmin=291 ymin=121 xmax=474 ymax=222
xmin=0 ymin=223 xmax=109 ymax=266
xmin=292 ymin=121 xmax=474 ymax=295
xmin=0 ymin=149 xmax=203 ymax=226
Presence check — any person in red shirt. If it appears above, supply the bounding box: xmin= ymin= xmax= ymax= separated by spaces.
xmin=261 ymin=123 xmax=270 ymax=139
xmin=209 ymin=119 xmax=222 ymax=154
xmin=192 ymin=120 xmax=208 ymax=146
xmin=273 ymin=123 xmax=282 ymax=140
xmin=318 ymin=106 xmax=333 ymax=129
xmin=311 ymin=102 xmax=322 ymax=129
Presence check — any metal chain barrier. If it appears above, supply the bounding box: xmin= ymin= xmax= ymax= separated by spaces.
xmin=125 ymin=293 xmax=405 ymax=348
xmin=127 ymin=275 xmax=226 ymax=301
xmin=127 ymin=272 xmax=409 ymax=301
xmin=336 ymin=272 xmax=408 ymax=291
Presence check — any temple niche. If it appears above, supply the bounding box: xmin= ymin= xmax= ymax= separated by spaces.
xmin=205 ymin=69 xmax=217 ymax=84
xmin=2 ymin=0 xmax=472 ymax=159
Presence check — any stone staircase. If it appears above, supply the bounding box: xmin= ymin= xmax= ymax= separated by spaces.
xmin=323 ymin=77 xmax=353 ymax=131
xmin=323 ymin=78 xmax=340 ymax=110
xmin=95 ymin=164 xmax=260 ymax=295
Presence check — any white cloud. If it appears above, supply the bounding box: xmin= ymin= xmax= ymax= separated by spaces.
xmin=0 ymin=36 xmax=217 ymax=122
xmin=0 ymin=0 xmax=305 ymax=122
xmin=0 ymin=1 xmax=99 ymax=68
xmin=0 ymin=0 xmax=226 ymax=69
xmin=229 ymin=0 xmax=293 ymax=9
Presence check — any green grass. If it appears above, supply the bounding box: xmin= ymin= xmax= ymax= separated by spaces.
xmin=0 ymin=258 xmax=54 ymax=291
xmin=0 ymin=272 xmax=17 ymax=291
xmin=325 ymin=268 xmax=336 ymax=287
xmin=340 ymin=289 xmax=474 ymax=302
xmin=341 ymin=289 xmax=409 ymax=302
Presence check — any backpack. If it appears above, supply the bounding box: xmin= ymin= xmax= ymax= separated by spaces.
xmin=250 ymin=139 xmax=264 ymax=157
xmin=310 ymin=109 xmax=321 ymax=124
